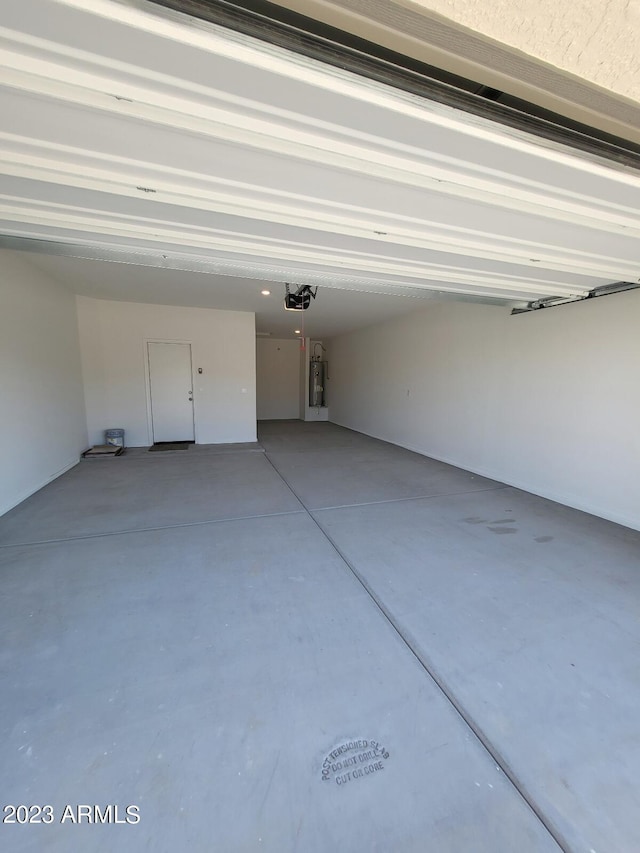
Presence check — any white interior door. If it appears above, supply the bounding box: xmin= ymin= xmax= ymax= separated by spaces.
xmin=148 ymin=342 xmax=195 ymax=443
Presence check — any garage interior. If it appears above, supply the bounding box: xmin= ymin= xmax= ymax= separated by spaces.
xmin=1 ymin=1 xmax=640 ymax=851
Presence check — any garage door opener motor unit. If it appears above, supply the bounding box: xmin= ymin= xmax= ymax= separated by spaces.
xmin=284 ymin=283 xmax=317 ymax=311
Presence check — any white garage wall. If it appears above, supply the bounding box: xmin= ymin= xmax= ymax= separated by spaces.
xmin=256 ymin=338 xmax=301 ymax=420
xmin=0 ymin=250 xmax=87 ymax=516
xmin=328 ymin=292 xmax=640 ymax=531
xmin=77 ymin=296 xmax=256 ymax=447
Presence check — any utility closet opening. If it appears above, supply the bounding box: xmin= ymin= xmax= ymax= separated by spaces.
xmin=255 ymin=335 xmax=329 ymax=423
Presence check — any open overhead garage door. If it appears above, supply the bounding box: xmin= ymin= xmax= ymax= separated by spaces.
xmin=0 ymin=0 xmax=639 ymax=308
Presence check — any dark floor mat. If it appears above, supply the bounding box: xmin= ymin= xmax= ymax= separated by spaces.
xmin=148 ymin=442 xmax=191 ymax=452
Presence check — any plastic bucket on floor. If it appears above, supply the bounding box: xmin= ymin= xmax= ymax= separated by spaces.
xmin=105 ymin=428 xmax=125 ymax=448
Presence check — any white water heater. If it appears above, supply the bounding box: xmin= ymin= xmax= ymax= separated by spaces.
xmin=309 ymin=360 xmax=326 ymax=407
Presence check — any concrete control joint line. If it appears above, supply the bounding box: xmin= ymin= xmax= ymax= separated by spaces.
xmin=262 ymin=450 xmax=571 ymax=853
xmin=0 ymin=509 xmax=307 ymax=550
xmin=0 ymin=485 xmax=508 ymax=550
xmin=312 ymin=483 xmax=510 ymax=513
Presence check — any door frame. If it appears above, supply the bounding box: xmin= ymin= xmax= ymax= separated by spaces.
xmin=143 ymin=338 xmax=197 ymax=445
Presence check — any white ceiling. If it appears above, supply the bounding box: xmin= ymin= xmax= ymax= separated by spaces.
xmin=1 ymin=0 xmax=639 ymax=336
xmin=22 ymin=250 xmax=434 ymax=338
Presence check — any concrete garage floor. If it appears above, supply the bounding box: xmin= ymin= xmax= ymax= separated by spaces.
xmin=1 ymin=422 xmax=639 ymax=852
